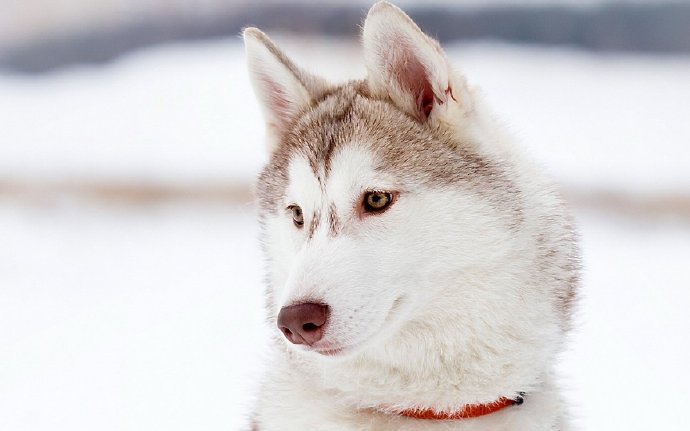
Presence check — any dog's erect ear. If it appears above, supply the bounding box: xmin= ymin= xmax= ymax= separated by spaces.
xmin=244 ymin=28 xmax=327 ymax=153
xmin=362 ymin=2 xmax=457 ymax=122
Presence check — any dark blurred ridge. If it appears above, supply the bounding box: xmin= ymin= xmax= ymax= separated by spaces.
xmin=2 ymin=178 xmax=689 ymax=223
xmin=2 ymin=3 xmax=690 ymax=74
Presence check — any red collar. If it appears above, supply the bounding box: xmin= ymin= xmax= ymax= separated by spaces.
xmin=390 ymin=394 xmax=524 ymax=421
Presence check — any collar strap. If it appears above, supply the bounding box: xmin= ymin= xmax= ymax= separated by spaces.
xmin=392 ymin=393 xmax=525 ymax=421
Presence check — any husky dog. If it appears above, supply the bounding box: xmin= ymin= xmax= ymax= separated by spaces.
xmin=243 ymin=2 xmax=578 ymax=430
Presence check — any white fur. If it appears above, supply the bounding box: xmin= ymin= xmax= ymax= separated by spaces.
xmin=245 ymin=2 xmax=577 ymax=430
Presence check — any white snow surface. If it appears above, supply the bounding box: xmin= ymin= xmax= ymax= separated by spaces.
xmin=1 ymin=37 xmax=689 ymax=430
xmin=0 ymin=204 xmax=269 ymax=431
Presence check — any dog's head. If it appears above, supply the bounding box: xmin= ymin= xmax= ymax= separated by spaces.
xmin=244 ymin=1 xmax=575 ymax=381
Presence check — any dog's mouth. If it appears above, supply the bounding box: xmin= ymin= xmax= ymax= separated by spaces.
xmin=314 ymin=346 xmax=344 ymax=356
xmin=296 ymin=341 xmax=349 ymax=357
xmin=386 ymin=295 xmax=406 ymax=322
xmin=305 ymin=295 xmax=407 ymax=357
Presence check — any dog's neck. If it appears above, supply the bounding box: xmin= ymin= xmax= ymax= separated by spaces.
xmin=291 ymin=305 xmax=553 ymax=410
xmin=286 ymin=337 xmax=550 ymax=415
xmin=381 ymin=393 xmax=524 ymax=420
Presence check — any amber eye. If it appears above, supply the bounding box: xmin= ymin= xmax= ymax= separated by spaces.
xmin=288 ymin=205 xmax=304 ymax=228
xmin=363 ymin=191 xmax=394 ymax=213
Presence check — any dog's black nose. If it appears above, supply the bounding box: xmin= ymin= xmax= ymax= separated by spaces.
xmin=277 ymin=303 xmax=329 ymax=346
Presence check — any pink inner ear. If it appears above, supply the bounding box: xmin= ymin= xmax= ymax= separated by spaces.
xmin=417 ymin=84 xmax=435 ymax=119
xmin=260 ymin=72 xmax=292 ymax=121
xmin=388 ymin=35 xmax=435 ymax=120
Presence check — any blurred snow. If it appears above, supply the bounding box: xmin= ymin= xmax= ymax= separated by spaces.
xmin=0 ymin=40 xmax=265 ymax=184
xmin=453 ymin=44 xmax=690 ymax=194
xmin=1 ymin=37 xmax=689 ymax=430
xmin=559 ymin=210 xmax=690 ymax=430
xmin=2 ymin=37 xmax=689 ymax=193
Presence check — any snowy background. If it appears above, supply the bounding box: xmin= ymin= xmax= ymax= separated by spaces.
xmin=1 ymin=3 xmax=690 ymax=430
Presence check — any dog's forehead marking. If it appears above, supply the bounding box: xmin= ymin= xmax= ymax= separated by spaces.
xmin=294 ymin=86 xmax=361 ymax=179
xmin=287 ymin=144 xmax=378 ymax=238
xmin=258 ymin=83 xmax=388 ymax=218
xmin=327 ymin=203 xmax=340 ymax=236
xmin=307 ymin=209 xmax=321 ymax=239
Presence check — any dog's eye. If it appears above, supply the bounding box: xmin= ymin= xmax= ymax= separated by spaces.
xmin=363 ymin=191 xmax=394 ymax=213
xmin=288 ymin=205 xmax=304 ymax=228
